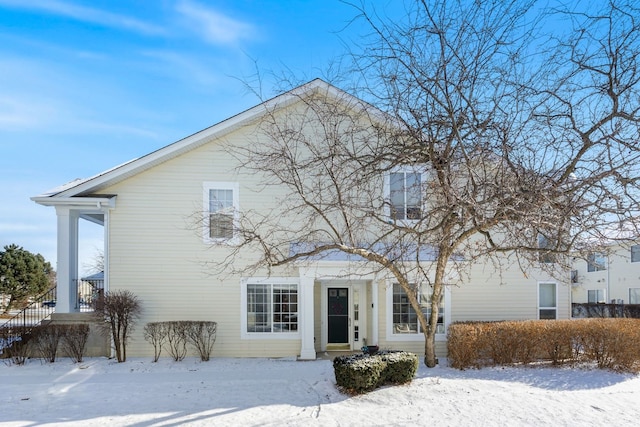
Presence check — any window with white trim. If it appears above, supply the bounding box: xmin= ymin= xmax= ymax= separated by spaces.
xmin=631 ymin=245 xmax=640 ymax=263
xmin=203 ymin=182 xmax=238 ymax=242
xmin=245 ymin=282 xmax=298 ymax=334
xmin=537 ymin=233 xmax=556 ymax=263
xmin=587 ymin=252 xmax=606 ymax=272
xmin=587 ymin=289 xmax=606 ymax=304
xmin=538 ymin=282 xmax=557 ymax=319
xmin=392 ymin=283 xmax=444 ymax=334
xmin=629 ymin=288 xmax=640 ymax=304
xmin=388 ymin=170 xmax=423 ymax=220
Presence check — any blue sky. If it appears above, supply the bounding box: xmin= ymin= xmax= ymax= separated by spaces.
xmin=0 ymin=0 xmax=398 ymax=272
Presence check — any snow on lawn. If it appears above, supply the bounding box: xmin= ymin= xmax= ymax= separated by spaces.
xmin=1 ymin=356 xmax=639 ymax=426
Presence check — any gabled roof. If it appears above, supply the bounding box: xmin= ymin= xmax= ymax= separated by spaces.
xmin=32 ymin=79 xmax=380 ymax=205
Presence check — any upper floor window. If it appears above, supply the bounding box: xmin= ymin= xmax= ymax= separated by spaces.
xmin=389 ymin=170 xmax=423 ymax=220
xmin=631 ymin=245 xmax=640 ymax=263
xmin=538 ymin=233 xmax=556 ymax=263
xmin=203 ymin=182 xmax=239 ymax=242
xmin=587 ymin=252 xmax=606 ymax=272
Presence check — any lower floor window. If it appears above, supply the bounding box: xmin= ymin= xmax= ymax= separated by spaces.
xmin=630 ymin=288 xmax=640 ymax=304
xmin=539 ymin=282 xmax=557 ymax=319
xmin=392 ymin=283 xmax=444 ymax=334
xmin=587 ymin=289 xmax=606 ymax=304
xmin=247 ymin=283 xmax=298 ymax=333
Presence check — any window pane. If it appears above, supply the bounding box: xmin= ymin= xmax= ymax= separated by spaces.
xmin=630 ymin=288 xmax=640 ymax=304
xmin=209 ymin=189 xmax=233 ymax=213
xmin=588 ymin=289 xmax=605 ymax=304
xmin=209 ymin=213 xmax=233 ymax=239
xmin=539 ymin=309 xmax=556 ymax=320
xmin=405 ymin=173 xmax=422 ymax=219
xmin=272 ymin=284 xmax=298 ymax=332
xmin=247 ymin=284 xmax=270 ymax=332
xmin=538 ymin=233 xmax=556 ymax=263
xmin=539 ymin=282 xmax=556 ymax=308
xmin=393 ymin=283 xmax=443 ymax=334
xmin=390 ymin=173 xmax=405 ymax=219
xmin=587 ymin=252 xmax=606 ymax=272
xmin=631 ymin=245 xmax=640 ymax=263
xmin=392 ymin=283 xmax=417 ymax=333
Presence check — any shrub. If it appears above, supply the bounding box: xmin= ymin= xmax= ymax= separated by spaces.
xmin=184 ymin=321 xmax=217 ymax=362
xmin=334 ymin=354 xmax=386 ymax=393
xmin=32 ymin=324 xmax=65 ymax=363
xmin=93 ymin=290 xmax=141 ymax=362
xmin=165 ymin=321 xmax=188 ymax=361
xmin=0 ymin=326 xmax=33 ymax=365
xmin=333 ymin=351 xmax=418 ymax=394
xmin=143 ymin=322 xmax=169 ymax=362
xmin=61 ymin=324 xmax=90 ymax=363
xmin=447 ymin=318 xmax=640 ymax=372
xmin=447 ymin=322 xmax=482 ymax=369
xmin=379 ymin=351 xmax=419 ymax=384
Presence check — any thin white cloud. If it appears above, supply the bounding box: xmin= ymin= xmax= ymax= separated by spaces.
xmin=0 ymin=0 xmax=164 ymax=35
xmin=141 ymin=50 xmax=221 ymax=87
xmin=175 ymin=0 xmax=256 ymax=45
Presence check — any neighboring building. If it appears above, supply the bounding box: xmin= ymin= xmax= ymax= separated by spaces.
xmin=32 ymin=79 xmax=571 ymax=360
xmin=572 ymin=241 xmax=640 ymax=305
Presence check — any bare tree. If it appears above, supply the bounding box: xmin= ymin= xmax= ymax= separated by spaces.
xmin=211 ymin=0 xmax=640 ymax=367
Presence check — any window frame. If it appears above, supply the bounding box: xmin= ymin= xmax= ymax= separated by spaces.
xmin=537 ymin=233 xmax=556 ymax=263
xmin=538 ymin=282 xmax=557 ymax=320
xmin=241 ymin=277 xmax=300 ymax=340
xmin=384 ymin=166 xmax=426 ymax=222
xmin=385 ymin=281 xmax=450 ymax=342
xmin=586 ymin=252 xmax=606 ymax=272
xmin=587 ymin=288 xmax=606 ymax=304
xmin=202 ymin=182 xmax=239 ymax=244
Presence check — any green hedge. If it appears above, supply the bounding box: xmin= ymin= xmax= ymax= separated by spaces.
xmin=333 ymin=351 xmax=418 ymax=394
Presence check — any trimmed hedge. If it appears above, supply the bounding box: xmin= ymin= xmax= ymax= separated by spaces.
xmin=333 ymin=351 xmax=418 ymax=394
xmin=447 ymin=318 xmax=640 ymax=372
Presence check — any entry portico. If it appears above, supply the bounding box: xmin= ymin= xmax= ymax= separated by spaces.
xmin=30 ymin=193 xmax=114 ymax=314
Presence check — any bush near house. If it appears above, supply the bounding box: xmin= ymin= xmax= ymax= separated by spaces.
xmin=447 ymin=319 xmax=640 ymax=372
xmin=333 ymin=351 xmax=419 ymax=394
xmin=143 ymin=321 xmax=218 ymax=362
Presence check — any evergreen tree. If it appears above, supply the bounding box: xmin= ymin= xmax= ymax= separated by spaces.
xmin=0 ymin=244 xmax=55 ymax=313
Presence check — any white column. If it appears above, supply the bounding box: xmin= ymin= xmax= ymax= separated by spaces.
xmin=298 ymin=274 xmax=316 ymax=360
xmin=371 ymin=278 xmax=379 ymax=346
xmin=55 ymin=206 xmax=79 ymax=313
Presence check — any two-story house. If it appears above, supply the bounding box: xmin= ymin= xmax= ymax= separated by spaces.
xmin=32 ymin=79 xmax=571 ymax=360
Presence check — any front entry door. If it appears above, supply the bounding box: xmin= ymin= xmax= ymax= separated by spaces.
xmin=327 ymin=288 xmax=349 ymax=344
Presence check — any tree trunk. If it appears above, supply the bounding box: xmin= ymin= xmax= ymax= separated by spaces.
xmin=424 ymin=328 xmax=438 ymax=367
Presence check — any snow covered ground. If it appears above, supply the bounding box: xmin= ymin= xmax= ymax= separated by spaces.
xmin=1 ymin=356 xmax=639 ymax=426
